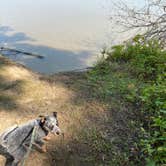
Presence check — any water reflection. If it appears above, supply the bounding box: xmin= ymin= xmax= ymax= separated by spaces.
xmin=0 ymin=25 xmax=93 ymax=74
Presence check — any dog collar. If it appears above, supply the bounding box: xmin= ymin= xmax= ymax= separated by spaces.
xmin=37 ymin=119 xmax=49 ymax=135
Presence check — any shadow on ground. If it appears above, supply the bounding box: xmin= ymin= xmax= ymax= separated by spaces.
xmin=0 ymin=58 xmax=22 ymax=110
xmin=0 ymin=55 xmax=109 ymax=166
xmin=38 ymin=73 xmax=110 ymax=166
xmin=39 ymin=71 xmax=141 ymax=166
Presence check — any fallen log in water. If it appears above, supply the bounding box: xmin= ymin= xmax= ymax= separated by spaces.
xmin=0 ymin=47 xmax=44 ymax=59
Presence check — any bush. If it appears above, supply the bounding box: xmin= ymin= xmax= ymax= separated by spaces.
xmin=87 ymin=36 xmax=166 ymax=165
xmin=106 ymin=35 xmax=166 ymax=81
xmin=140 ymin=83 xmax=166 ymax=164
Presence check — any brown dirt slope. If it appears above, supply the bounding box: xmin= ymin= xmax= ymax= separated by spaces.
xmin=0 ymin=56 xmax=138 ymax=166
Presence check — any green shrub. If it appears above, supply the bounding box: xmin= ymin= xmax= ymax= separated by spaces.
xmin=87 ymin=36 xmax=166 ymax=165
xmin=106 ymin=35 xmax=166 ymax=81
xmin=140 ymin=83 xmax=166 ymax=164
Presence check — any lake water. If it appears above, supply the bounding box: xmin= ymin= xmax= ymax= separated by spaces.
xmin=0 ymin=0 xmax=114 ymax=74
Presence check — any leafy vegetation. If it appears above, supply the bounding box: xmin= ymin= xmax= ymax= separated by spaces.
xmin=86 ymin=35 xmax=166 ymax=165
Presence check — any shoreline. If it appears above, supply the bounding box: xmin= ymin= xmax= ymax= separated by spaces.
xmin=0 ymin=54 xmax=93 ymax=76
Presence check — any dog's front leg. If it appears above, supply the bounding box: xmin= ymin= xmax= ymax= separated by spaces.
xmin=5 ymin=158 xmax=13 ymax=166
xmin=11 ymin=160 xmax=19 ymax=166
xmin=5 ymin=158 xmax=19 ymax=166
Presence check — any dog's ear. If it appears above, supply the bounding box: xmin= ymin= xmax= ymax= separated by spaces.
xmin=53 ymin=112 xmax=57 ymax=118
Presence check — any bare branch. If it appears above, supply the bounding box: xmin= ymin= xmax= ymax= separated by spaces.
xmin=110 ymin=0 xmax=166 ymax=44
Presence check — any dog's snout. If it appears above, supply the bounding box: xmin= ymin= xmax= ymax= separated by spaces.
xmin=56 ymin=128 xmax=61 ymax=135
xmin=52 ymin=125 xmax=61 ymax=135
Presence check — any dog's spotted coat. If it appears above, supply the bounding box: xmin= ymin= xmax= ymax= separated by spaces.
xmin=0 ymin=112 xmax=61 ymax=166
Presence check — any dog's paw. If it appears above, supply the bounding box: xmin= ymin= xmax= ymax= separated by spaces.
xmin=43 ymin=136 xmax=51 ymax=141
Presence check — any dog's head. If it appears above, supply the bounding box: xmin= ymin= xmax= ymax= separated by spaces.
xmin=39 ymin=112 xmax=61 ymax=135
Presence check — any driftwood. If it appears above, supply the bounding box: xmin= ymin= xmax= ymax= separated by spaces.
xmin=0 ymin=47 xmax=44 ymax=59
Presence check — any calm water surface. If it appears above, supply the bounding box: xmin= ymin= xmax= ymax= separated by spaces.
xmin=0 ymin=0 xmax=112 ymax=74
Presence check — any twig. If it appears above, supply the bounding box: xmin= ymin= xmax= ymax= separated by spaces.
xmin=0 ymin=47 xmax=44 ymax=59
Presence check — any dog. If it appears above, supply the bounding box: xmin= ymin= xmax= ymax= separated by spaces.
xmin=0 ymin=112 xmax=61 ymax=166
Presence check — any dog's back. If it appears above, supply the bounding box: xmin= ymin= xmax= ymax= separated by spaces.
xmin=0 ymin=120 xmax=39 ymax=161
xmin=0 ymin=112 xmax=60 ymax=165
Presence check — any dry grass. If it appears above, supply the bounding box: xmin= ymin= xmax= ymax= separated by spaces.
xmin=0 ymin=56 xmax=108 ymax=166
